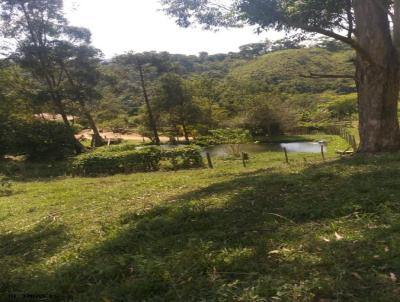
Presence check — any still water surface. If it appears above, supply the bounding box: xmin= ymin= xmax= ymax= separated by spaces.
xmin=204 ymin=142 xmax=327 ymax=157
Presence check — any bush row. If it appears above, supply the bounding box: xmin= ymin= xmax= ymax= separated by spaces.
xmin=71 ymin=146 xmax=204 ymax=176
xmin=194 ymin=128 xmax=252 ymax=146
xmin=94 ymin=143 xmax=138 ymax=153
xmin=161 ymin=146 xmax=204 ymax=170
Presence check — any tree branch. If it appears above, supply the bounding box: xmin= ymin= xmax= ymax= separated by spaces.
xmin=208 ymin=1 xmax=231 ymax=12
xmin=300 ymin=72 xmax=355 ymax=79
xmin=301 ymin=25 xmax=375 ymax=65
xmin=346 ymin=0 xmax=354 ymax=38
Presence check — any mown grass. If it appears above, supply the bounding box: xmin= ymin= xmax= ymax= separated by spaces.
xmin=1 ymin=135 xmax=400 ymax=301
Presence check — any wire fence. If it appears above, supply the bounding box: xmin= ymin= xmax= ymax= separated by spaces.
xmin=290 ymin=123 xmax=358 ymax=151
xmin=324 ymin=125 xmax=358 ymax=151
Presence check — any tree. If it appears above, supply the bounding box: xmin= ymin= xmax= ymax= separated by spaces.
xmin=115 ymin=52 xmax=175 ymax=145
xmin=188 ymin=76 xmax=228 ymax=132
xmin=0 ymin=63 xmax=36 ymax=120
xmin=234 ymin=94 xmax=300 ymax=136
xmin=316 ymin=38 xmax=352 ymax=52
xmin=53 ymin=42 xmax=104 ymax=146
xmin=161 ymin=0 xmax=400 ymax=153
xmin=239 ymin=40 xmax=271 ymax=58
xmin=0 ymin=0 xmax=103 ymax=151
xmin=156 ymin=73 xmax=202 ymax=143
xmin=270 ymin=36 xmax=304 ymax=52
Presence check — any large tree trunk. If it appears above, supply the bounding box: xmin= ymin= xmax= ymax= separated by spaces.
xmin=355 ymin=56 xmax=400 ymax=152
xmin=18 ymin=2 xmax=86 ymax=154
xmin=53 ymin=97 xmax=85 ymax=154
xmin=353 ymin=0 xmax=400 ymax=152
xmin=181 ymin=120 xmax=190 ymax=143
xmin=60 ymin=64 xmax=104 ymax=148
xmin=78 ymin=99 xmax=104 ymax=147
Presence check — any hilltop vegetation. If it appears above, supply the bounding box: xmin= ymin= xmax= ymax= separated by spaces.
xmin=1 ymin=38 xmax=359 ymax=160
xmin=228 ymin=48 xmax=355 ymax=94
xmin=93 ymin=42 xmax=357 ymax=140
xmin=0 ymin=41 xmax=357 ymax=163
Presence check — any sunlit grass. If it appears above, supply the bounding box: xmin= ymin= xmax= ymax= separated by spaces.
xmin=1 ymin=135 xmax=400 ymax=301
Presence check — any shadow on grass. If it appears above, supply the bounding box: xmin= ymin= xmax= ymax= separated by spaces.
xmin=0 ymin=221 xmax=69 ymax=293
xmin=6 ymin=155 xmax=400 ymax=301
xmin=0 ymin=159 xmax=70 ymax=182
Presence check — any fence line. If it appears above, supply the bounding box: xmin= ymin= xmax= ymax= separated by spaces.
xmin=290 ymin=124 xmax=358 ymax=151
xmin=325 ymin=125 xmax=358 ymax=151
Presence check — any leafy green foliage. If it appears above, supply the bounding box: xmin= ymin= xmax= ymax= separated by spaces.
xmin=238 ymin=0 xmax=351 ymax=33
xmin=0 ymin=120 xmax=77 ymax=161
xmin=97 ymin=44 xmax=356 ymax=139
xmin=94 ymin=143 xmax=138 ymax=153
xmin=318 ymin=92 xmax=358 ymax=120
xmin=196 ymin=128 xmax=252 ymax=146
xmin=18 ymin=121 xmax=77 ymax=161
xmin=71 ymin=147 xmax=161 ymax=176
xmin=71 ymin=146 xmax=204 ymax=176
xmin=162 ymin=0 xmax=353 ymax=35
xmin=0 ymin=0 xmax=103 ymax=148
xmin=155 ymin=73 xmax=203 ymax=141
xmin=161 ymin=146 xmax=204 ymax=170
xmin=209 ymin=128 xmax=252 ymax=144
xmin=227 ymin=48 xmax=354 ymax=94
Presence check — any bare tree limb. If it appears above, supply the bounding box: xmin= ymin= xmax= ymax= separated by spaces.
xmin=300 ymin=72 xmax=355 ymax=79
xmin=346 ymin=0 xmax=354 ymax=38
xmin=300 ymin=25 xmax=375 ymax=65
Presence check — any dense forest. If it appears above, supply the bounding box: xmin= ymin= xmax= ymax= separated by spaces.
xmin=1 ymin=33 xmax=358 ymax=159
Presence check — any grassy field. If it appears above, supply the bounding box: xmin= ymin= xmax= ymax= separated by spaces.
xmin=1 ymin=135 xmax=400 ymax=301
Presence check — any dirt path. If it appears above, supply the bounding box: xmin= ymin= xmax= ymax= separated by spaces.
xmin=76 ymin=129 xmax=189 ymax=143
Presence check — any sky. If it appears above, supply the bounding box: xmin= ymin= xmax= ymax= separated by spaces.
xmin=64 ymin=0 xmax=282 ymax=58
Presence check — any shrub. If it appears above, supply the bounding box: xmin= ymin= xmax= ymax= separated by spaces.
xmin=94 ymin=143 xmax=137 ymax=153
xmin=71 ymin=145 xmax=204 ymax=176
xmin=0 ymin=119 xmax=19 ymax=157
xmin=0 ymin=119 xmax=76 ymax=161
xmin=19 ymin=121 xmax=77 ymax=161
xmin=193 ymin=135 xmax=221 ymax=147
xmin=72 ymin=123 xmax=85 ymax=134
xmin=195 ymin=128 xmax=252 ymax=146
xmin=317 ymin=92 xmax=358 ymax=120
xmin=161 ymin=146 xmax=204 ymax=170
xmin=71 ymin=147 xmax=161 ymax=176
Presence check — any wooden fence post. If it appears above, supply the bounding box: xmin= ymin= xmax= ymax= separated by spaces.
xmin=206 ymin=152 xmax=214 ymax=169
xmin=321 ymin=144 xmax=325 ymax=161
xmin=283 ymin=147 xmax=289 ymax=164
xmin=241 ymin=152 xmax=248 ymax=168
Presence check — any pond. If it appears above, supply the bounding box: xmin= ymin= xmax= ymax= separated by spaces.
xmin=146 ymin=141 xmax=327 ymax=157
xmin=204 ymin=142 xmax=327 ymax=157
xmin=280 ymin=142 xmax=327 ymax=154
xmin=204 ymin=143 xmax=279 ymax=157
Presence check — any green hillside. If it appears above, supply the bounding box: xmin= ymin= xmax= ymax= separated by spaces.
xmin=228 ymin=48 xmax=356 ymax=94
